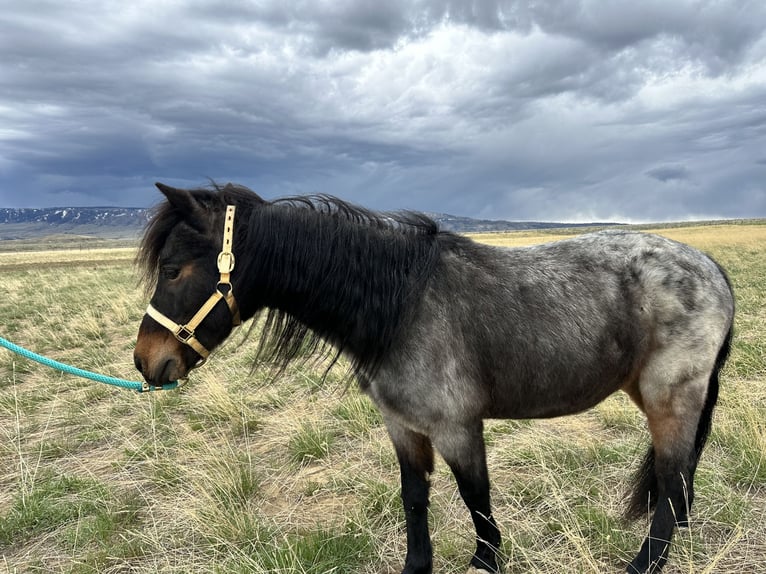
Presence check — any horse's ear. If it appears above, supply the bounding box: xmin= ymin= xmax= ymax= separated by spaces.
xmin=155 ymin=182 xmax=195 ymax=211
xmin=155 ymin=182 xmax=208 ymax=231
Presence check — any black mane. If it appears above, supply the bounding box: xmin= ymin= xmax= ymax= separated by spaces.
xmin=138 ymin=184 xmax=445 ymax=379
xmin=242 ymin=192 xmax=443 ymax=380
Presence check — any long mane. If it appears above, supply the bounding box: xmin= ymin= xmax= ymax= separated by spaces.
xmin=244 ymin=192 xmax=442 ymax=380
xmin=138 ymin=184 xmax=444 ymax=380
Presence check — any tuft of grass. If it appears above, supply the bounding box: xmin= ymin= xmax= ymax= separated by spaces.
xmin=712 ymin=392 xmax=766 ymax=486
xmin=0 ymin=472 xmax=111 ymax=547
xmin=59 ymin=489 xmax=145 ymax=551
xmin=288 ymin=422 xmax=337 ymax=465
xmin=186 ymin=395 xmax=260 ymax=436
xmin=728 ymin=338 xmax=766 ymax=379
xmin=333 ymin=392 xmax=383 ymax=436
xmin=594 ymin=393 xmax=644 ymax=433
xmin=209 ymin=453 xmax=262 ymax=511
xmin=216 ymin=522 xmax=374 ymax=574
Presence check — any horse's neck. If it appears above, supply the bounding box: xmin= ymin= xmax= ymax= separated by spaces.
xmin=240 ymin=214 xmax=368 ymax=321
xmin=237 ymin=208 xmax=440 ymax=369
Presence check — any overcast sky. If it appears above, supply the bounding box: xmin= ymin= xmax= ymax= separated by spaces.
xmin=1 ymin=1 xmax=765 ymax=222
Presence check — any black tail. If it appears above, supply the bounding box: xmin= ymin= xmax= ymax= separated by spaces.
xmin=625 ymin=322 xmax=733 ymax=520
xmin=626 ymin=444 xmax=657 ymax=520
xmin=694 ymin=324 xmax=732 ymax=458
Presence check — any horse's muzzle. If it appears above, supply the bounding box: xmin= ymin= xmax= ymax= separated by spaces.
xmin=134 ymin=319 xmax=196 ymax=386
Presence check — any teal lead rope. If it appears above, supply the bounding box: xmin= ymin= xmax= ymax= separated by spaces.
xmin=0 ymin=336 xmax=179 ymax=392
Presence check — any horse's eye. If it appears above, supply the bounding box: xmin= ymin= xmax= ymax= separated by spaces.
xmin=161 ymin=266 xmax=181 ymax=280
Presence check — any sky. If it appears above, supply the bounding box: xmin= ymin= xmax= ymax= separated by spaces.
xmin=1 ymin=1 xmax=765 ymax=222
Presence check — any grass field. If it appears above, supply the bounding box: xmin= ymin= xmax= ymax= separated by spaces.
xmin=0 ymin=223 xmax=764 ymax=573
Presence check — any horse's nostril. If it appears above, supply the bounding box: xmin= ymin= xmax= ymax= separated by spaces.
xmin=158 ymin=358 xmax=177 ymax=384
xmin=133 ymin=354 xmax=144 ymax=375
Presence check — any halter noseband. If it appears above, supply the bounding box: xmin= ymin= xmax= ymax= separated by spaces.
xmin=145 ymin=205 xmax=241 ymax=366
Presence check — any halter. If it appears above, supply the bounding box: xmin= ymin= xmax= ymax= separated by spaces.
xmin=145 ymin=205 xmax=241 ymax=366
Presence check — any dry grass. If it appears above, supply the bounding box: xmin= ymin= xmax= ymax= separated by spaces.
xmin=0 ymin=223 xmax=764 ymax=573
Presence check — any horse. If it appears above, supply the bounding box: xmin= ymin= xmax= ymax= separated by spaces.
xmin=133 ymin=182 xmax=734 ymax=574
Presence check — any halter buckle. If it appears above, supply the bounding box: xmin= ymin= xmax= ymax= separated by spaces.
xmin=217 ymin=251 xmax=235 ymax=273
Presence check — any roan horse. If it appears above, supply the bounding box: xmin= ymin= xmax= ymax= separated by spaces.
xmin=134 ymin=182 xmax=734 ymax=574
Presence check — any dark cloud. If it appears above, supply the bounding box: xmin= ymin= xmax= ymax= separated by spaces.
xmin=646 ymin=165 xmax=691 ymax=183
xmin=0 ymin=1 xmax=764 ymax=221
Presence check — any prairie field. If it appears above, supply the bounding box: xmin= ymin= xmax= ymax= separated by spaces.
xmin=0 ymin=223 xmax=764 ymax=573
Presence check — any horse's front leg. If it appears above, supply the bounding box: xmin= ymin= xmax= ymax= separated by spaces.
xmin=386 ymin=419 xmax=435 ymax=574
xmin=433 ymin=421 xmax=501 ymax=573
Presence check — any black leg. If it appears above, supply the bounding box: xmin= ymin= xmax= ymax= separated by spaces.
xmin=628 ymin=457 xmax=694 ymax=574
xmin=434 ymin=422 xmax=501 ymax=573
xmin=386 ymin=421 xmax=435 ymax=574
xmin=628 ymin=409 xmax=698 ymax=574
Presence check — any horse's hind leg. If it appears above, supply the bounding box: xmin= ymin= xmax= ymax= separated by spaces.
xmin=627 ymin=369 xmax=710 ymax=574
xmin=432 ymin=421 xmax=501 ymax=573
xmin=386 ymin=419 xmax=435 ymax=574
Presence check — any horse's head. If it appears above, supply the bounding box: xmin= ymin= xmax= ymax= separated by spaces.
xmin=134 ymin=183 xmax=244 ymax=387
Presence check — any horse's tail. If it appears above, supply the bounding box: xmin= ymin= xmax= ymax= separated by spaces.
xmin=694 ymin=263 xmax=735 ymax=462
xmin=625 ymin=319 xmax=733 ymax=521
xmin=694 ymin=322 xmax=732 ymax=458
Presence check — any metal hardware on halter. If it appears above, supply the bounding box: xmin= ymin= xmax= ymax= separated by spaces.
xmin=217 ymin=251 xmax=235 ymax=273
xmin=141 ymin=378 xmax=187 ymax=393
xmin=145 ymin=205 xmax=241 ymax=364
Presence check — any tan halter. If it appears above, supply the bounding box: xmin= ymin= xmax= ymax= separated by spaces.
xmin=145 ymin=205 xmax=241 ymax=365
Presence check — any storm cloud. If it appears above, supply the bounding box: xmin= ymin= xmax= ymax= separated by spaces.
xmin=1 ymin=0 xmax=764 ymax=221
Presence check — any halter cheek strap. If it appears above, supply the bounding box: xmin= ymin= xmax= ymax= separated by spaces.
xmin=145 ymin=205 xmax=241 ymax=365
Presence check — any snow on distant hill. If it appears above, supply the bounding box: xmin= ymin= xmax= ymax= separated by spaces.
xmin=0 ymin=206 xmax=613 ymax=241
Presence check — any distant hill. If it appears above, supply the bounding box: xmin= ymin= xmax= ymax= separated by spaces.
xmin=0 ymin=207 xmax=148 ymax=226
xmin=0 ymin=206 xmax=615 ymax=243
xmin=0 ymin=207 xmax=149 ymax=248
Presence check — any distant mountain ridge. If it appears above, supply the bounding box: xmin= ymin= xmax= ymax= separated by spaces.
xmin=0 ymin=207 xmax=148 ymax=226
xmin=0 ymin=207 xmax=150 ymax=242
xmin=0 ymin=206 xmax=612 ymax=239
